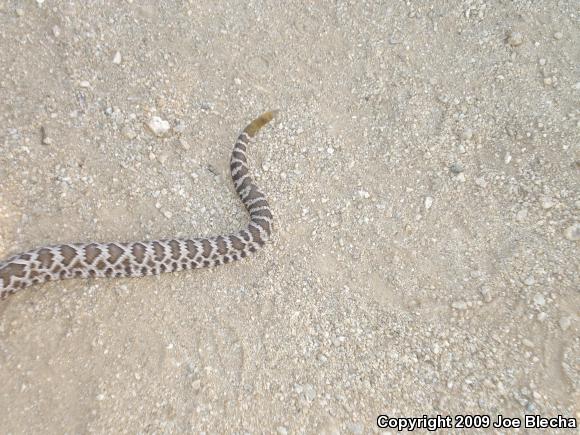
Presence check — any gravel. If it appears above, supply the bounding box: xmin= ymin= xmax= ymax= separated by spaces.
xmin=0 ymin=1 xmax=578 ymax=433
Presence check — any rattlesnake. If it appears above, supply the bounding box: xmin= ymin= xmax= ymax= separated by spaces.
xmin=0 ymin=111 xmax=276 ymax=299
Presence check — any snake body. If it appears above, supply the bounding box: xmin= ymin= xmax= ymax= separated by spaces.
xmin=0 ymin=111 xmax=276 ymax=299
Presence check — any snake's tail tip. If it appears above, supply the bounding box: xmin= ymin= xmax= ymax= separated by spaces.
xmin=244 ymin=110 xmax=280 ymax=137
xmin=259 ymin=109 xmax=279 ymax=123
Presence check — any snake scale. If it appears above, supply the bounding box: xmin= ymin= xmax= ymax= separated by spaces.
xmin=0 ymin=111 xmax=277 ymax=299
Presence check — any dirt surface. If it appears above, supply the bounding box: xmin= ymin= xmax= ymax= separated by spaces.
xmin=0 ymin=1 xmax=578 ymax=433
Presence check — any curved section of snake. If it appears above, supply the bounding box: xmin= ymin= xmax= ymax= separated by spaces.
xmin=0 ymin=111 xmax=277 ymax=298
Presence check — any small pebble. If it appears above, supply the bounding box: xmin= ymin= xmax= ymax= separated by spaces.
xmin=559 ymin=317 xmax=571 ymax=331
xmin=179 ymin=138 xmax=190 ymax=150
xmin=174 ymin=121 xmax=186 ymax=133
xmin=461 ymin=128 xmax=473 ymax=140
xmin=424 ymin=196 xmax=433 ymax=210
xmin=79 ymin=80 xmax=91 ymax=88
xmin=348 ymin=422 xmax=364 ymax=434
xmin=537 ymin=312 xmax=547 ymax=322
xmin=539 ymin=196 xmax=556 ymax=209
xmin=450 ymin=163 xmax=464 ymax=174
xmin=191 ymin=379 xmax=201 ymax=392
xmin=522 ymin=339 xmax=534 ymax=348
xmin=504 ymin=152 xmax=512 ymax=164
xmin=277 ymin=427 xmax=288 ymax=435
xmin=533 ymin=293 xmax=545 ymax=306
xmin=507 ymin=31 xmax=524 ymax=47
xmin=40 ymin=126 xmax=52 ymax=145
xmin=52 ymin=25 xmax=61 ymax=37
xmin=451 ymin=301 xmax=467 ymax=310
xmin=516 ymin=209 xmax=527 ymax=222
xmin=475 ymin=177 xmax=487 ymax=188
xmin=563 ymin=223 xmax=580 ymax=241
xmin=479 ymin=286 xmax=492 ymax=303
xmin=158 ymin=153 xmax=169 ymax=165
xmin=303 ymin=384 xmax=316 ymax=401
xmin=112 ymin=51 xmax=122 ymax=64
xmin=146 ymin=116 xmax=170 ymax=136
xmin=553 ymin=31 xmax=563 ymax=40
xmin=524 ymin=276 xmax=535 ymax=286
xmin=122 ymin=126 xmax=137 ymax=139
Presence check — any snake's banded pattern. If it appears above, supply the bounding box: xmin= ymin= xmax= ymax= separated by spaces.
xmin=0 ymin=111 xmax=277 ymax=298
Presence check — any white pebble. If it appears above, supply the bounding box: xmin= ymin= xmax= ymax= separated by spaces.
xmin=424 ymin=196 xmax=433 ymax=210
xmin=303 ymin=384 xmax=316 ymax=401
xmin=112 ymin=51 xmax=122 ymax=64
xmin=524 ymin=276 xmax=535 ymax=286
xmin=563 ymin=223 xmax=580 ymax=241
xmin=533 ymin=293 xmax=545 ymax=305
xmin=348 ymin=422 xmax=364 ymax=435
xmin=504 ymin=152 xmax=512 ymax=164
xmin=451 ymin=301 xmax=467 ymax=310
xmin=52 ymin=25 xmax=61 ymax=37
xmin=146 ymin=116 xmax=170 ymax=136
xmin=79 ymin=80 xmax=91 ymax=88
xmin=522 ymin=339 xmax=534 ymax=348
xmin=475 ymin=177 xmax=487 ymax=188
xmin=553 ymin=31 xmax=563 ymax=40
xmin=327 ymin=147 xmax=334 ymax=155
xmin=516 ymin=209 xmax=527 ymax=222
xmin=179 ymin=138 xmax=190 ymax=150
xmin=559 ymin=317 xmax=571 ymax=331
xmin=461 ymin=128 xmax=473 ymax=140
xmin=539 ymin=196 xmax=555 ymax=209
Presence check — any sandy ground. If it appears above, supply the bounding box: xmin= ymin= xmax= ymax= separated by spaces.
xmin=0 ymin=1 xmax=579 ymax=433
